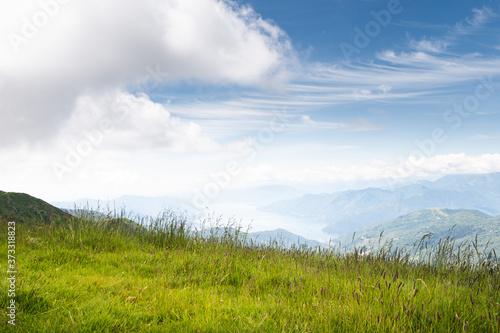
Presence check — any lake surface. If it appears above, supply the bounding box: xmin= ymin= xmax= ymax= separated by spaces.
xmin=201 ymin=202 xmax=334 ymax=244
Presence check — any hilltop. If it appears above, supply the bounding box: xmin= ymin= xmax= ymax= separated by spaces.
xmin=0 ymin=191 xmax=147 ymax=233
xmin=0 ymin=190 xmax=70 ymax=222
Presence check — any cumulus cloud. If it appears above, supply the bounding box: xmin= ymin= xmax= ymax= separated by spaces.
xmin=57 ymin=90 xmax=220 ymax=153
xmin=0 ymin=0 xmax=293 ymax=146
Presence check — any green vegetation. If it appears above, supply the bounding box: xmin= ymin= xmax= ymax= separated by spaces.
xmin=0 ymin=191 xmax=70 ymax=223
xmin=339 ymin=208 xmax=500 ymax=253
xmin=1 ymin=209 xmax=499 ymax=332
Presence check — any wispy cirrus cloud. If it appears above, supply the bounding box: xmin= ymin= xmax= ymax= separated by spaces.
xmin=407 ymin=6 xmax=497 ymax=54
xmin=311 ymin=51 xmax=500 ymax=90
xmin=454 ymin=6 xmax=496 ymax=35
xmin=164 ymin=4 xmax=500 ymax=137
xmin=164 ymin=46 xmax=499 ymax=140
xmin=408 ymin=38 xmax=449 ymax=54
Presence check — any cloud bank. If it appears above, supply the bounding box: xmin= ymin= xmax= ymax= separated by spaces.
xmin=239 ymin=153 xmax=500 ymax=184
xmin=0 ymin=0 xmax=293 ymax=147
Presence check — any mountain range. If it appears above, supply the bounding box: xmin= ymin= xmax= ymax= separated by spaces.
xmin=201 ymin=227 xmax=325 ymax=248
xmin=335 ymin=208 xmax=500 ymax=253
xmin=246 ymin=228 xmax=325 ymax=248
xmin=3 ymin=172 xmax=500 ymax=251
xmin=52 ymin=185 xmax=306 ymax=217
xmin=261 ymin=173 xmax=500 ymax=236
xmin=424 ymin=173 xmax=500 ymax=207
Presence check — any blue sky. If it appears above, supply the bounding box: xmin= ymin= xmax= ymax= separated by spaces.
xmin=259 ymin=0 xmax=500 ymax=60
xmin=0 ymin=0 xmax=499 ymax=204
xmin=160 ymin=0 xmax=500 ymax=172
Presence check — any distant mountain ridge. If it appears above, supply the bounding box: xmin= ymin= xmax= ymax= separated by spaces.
xmin=247 ymin=229 xmax=325 ymax=248
xmin=426 ymin=172 xmax=500 ymax=206
xmin=336 ymin=208 xmax=500 ymax=252
xmin=0 ymin=190 xmax=69 ymax=222
xmin=261 ymin=173 xmax=500 ymax=236
xmin=201 ymin=227 xmax=325 ymax=248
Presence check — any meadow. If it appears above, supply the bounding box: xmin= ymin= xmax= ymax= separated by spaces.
xmin=1 ymin=210 xmax=499 ymax=332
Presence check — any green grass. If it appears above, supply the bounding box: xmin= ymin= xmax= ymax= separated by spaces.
xmin=1 ymin=211 xmax=499 ymax=332
xmin=0 ymin=191 xmax=70 ymax=223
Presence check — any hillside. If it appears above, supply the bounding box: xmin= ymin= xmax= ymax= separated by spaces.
xmin=261 ymin=173 xmax=500 ymax=236
xmin=1 ymin=209 xmax=499 ymax=332
xmin=1 ymin=191 xmax=500 ymax=331
xmin=337 ymin=208 xmax=500 ymax=252
xmin=0 ymin=190 xmax=69 ymax=222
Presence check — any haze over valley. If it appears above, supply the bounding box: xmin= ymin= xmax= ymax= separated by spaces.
xmin=47 ymin=172 xmax=500 ymax=249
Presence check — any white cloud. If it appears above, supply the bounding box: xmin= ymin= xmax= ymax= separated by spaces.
xmin=408 ymin=38 xmax=448 ymax=54
xmin=402 ymin=153 xmax=500 ymax=176
xmin=58 ymin=90 xmax=220 ymax=153
xmin=235 ymin=154 xmax=500 ymax=185
xmin=161 ymin=43 xmax=500 ymax=140
xmin=309 ymin=52 xmax=500 ymax=96
xmin=458 ymin=6 xmax=496 ymax=33
xmin=0 ymin=0 xmax=294 ymax=147
xmin=405 ymin=7 xmax=496 ymax=58
xmin=378 ymin=85 xmax=392 ymax=94
xmin=167 ymin=97 xmax=382 ymax=139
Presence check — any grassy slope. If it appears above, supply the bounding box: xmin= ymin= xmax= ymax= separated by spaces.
xmin=339 ymin=208 xmax=500 ymax=252
xmin=1 ymin=214 xmax=499 ymax=332
xmin=0 ymin=191 xmax=70 ymax=222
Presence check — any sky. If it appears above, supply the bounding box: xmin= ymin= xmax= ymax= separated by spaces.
xmin=0 ymin=0 xmax=500 ymax=206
